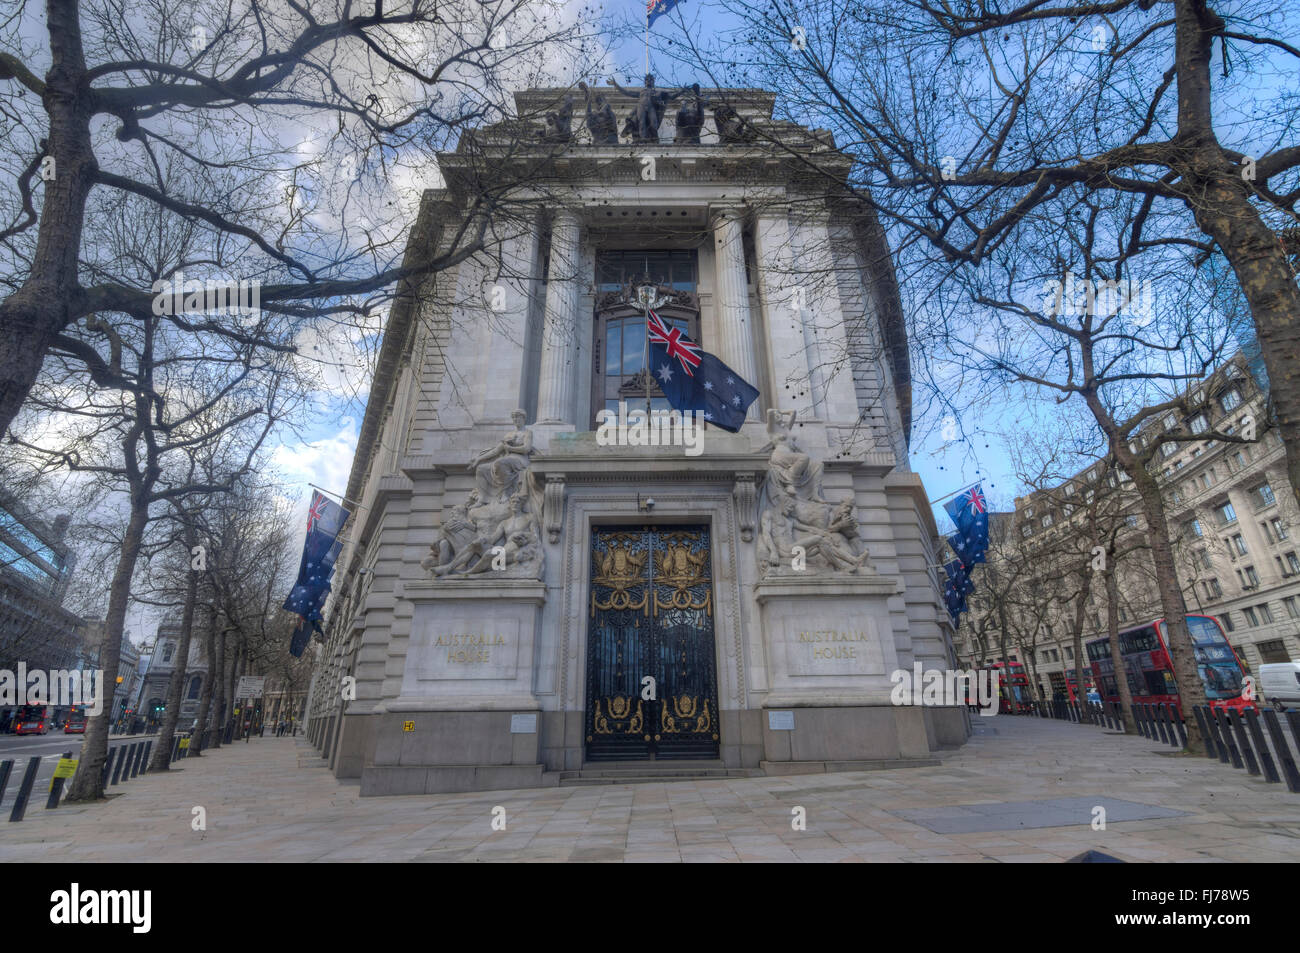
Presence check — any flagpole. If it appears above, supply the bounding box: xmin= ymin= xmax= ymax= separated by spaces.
xmin=928 ymin=479 xmax=983 ymax=507
xmin=645 ymin=16 xmax=649 ymax=78
xmin=307 ymin=482 xmax=361 ymax=510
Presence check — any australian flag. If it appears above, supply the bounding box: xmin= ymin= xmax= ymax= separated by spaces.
xmin=646 ymin=309 xmax=759 ymax=432
xmin=945 ymin=484 xmax=989 ymax=567
xmin=647 ymin=0 xmax=682 ymax=28
xmin=283 ymin=491 xmax=350 ymax=653
xmin=943 ymin=559 xmax=975 ymax=627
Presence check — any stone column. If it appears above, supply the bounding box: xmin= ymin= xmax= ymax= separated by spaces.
xmin=536 ymin=209 xmax=583 ymax=424
xmin=790 ymin=211 xmax=860 ymax=427
xmin=754 ymin=206 xmax=819 ymax=422
xmin=710 ymin=207 xmax=760 ymax=419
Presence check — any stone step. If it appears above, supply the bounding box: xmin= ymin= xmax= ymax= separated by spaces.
xmin=549 ymin=763 xmax=763 ymax=786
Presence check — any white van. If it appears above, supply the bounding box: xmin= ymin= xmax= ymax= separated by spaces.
xmin=1259 ymin=662 xmax=1300 ymax=711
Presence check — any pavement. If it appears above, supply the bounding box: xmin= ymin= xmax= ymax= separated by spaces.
xmin=2 ymin=717 xmax=1298 ymax=862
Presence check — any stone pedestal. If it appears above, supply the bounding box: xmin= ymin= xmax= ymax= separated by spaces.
xmin=753 ymin=573 xmax=934 ymax=768
xmin=361 ymin=578 xmax=550 ymax=795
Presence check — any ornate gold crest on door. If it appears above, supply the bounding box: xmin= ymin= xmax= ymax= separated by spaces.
xmin=585 ymin=525 xmax=720 ymax=761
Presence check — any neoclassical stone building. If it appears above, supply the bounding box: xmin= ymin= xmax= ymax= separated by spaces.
xmin=305 ymin=84 xmax=966 ymax=794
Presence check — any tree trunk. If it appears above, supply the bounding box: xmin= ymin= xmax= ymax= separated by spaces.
xmin=64 ymin=500 xmax=148 ymax=801
xmin=0 ymin=0 xmax=98 ymax=440
xmin=189 ymin=605 xmax=217 ymax=756
xmin=1104 ymin=555 xmax=1137 ymax=733
xmin=1069 ymin=571 xmax=1093 ymax=725
xmin=209 ymin=624 xmax=226 ymax=750
xmin=1125 ymin=464 xmax=1209 ymax=754
xmin=147 ymin=523 xmax=199 ymax=771
xmin=1171 ymin=0 xmax=1300 ymax=525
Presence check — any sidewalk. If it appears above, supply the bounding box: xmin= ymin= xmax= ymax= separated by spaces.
xmin=2 ymin=717 xmax=1298 ymax=862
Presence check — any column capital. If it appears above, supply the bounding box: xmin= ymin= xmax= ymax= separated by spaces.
xmin=707 ymin=203 xmax=748 ymax=228
xmin=550 ymin=206 xmax=583 ymax=229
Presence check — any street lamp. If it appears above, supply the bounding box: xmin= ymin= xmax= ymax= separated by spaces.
xmin=633 ymin=279 xmax=667 ymax=418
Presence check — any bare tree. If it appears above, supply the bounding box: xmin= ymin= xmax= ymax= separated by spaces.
xmin=0 ymin=0 xmax=602 ymax=436
xmin=679 ymin=0 xmax=1300 ymax=512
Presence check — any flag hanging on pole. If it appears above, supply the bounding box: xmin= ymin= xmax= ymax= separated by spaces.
xmin=282 ymin=490 xmax=350 ymax=644
xmin=646 ymin=0 xmax=682 ymax=28
xmin=944 ymin=484 xmax=989 ymax=567
xmin=646 ymin=308 xmax=758 ymax=432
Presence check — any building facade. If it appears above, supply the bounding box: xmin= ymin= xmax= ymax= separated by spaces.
xmin=136 ymin=619 xmax=208 ymax=729
xmin=956 ymin=355 xmax=1299 ymax=697
xmin=305 ymin=85 xmax=964 ymax=794
xmin=0 ymin=494 xmax=82 ymax=673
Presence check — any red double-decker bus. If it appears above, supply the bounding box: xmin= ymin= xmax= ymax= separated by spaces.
xmin=14 ymin=704 xmax=50 ymax=735
xmin=980 ymin=661 xmax=1034 ymax=714
xmin=1085 ymin=614 xmax=1252 ymax=717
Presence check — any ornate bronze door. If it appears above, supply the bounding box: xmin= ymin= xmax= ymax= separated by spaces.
xmin=585 ymin=525 xmax=720 ymax=761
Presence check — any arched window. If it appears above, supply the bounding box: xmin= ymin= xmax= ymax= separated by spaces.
xmin=187 ymin=675 xmax=201 ymax=700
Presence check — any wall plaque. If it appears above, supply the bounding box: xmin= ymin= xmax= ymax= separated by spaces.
xmin=510 ymin=713 xmax=538 ymax=734
xmin=768 ymin=710 xmax=795 ymax=731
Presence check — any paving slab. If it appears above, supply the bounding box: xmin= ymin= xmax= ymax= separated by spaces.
xmin=3 ymin=717 xmax=1298 ymax=862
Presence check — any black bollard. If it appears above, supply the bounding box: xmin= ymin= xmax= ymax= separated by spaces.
xmin=1227 ymin=710 xmax=1260 ymax=776
xmin=1214 ymin=709 xmax=1244 ymax=769
xmin=0 ymin=760 xmax=12 ymax=806
xmin=45 ymin=751 xmax=74 ymax=809
xmin=8 ymin=757 xmax=41 ymax=822
xmin=1244 ymin=710 xmax=1280 ymax=784
xmin=111 ymin=745 xmax=127 ymax=785
xmin=1261 ymin=709 xmax=1300 ymax=793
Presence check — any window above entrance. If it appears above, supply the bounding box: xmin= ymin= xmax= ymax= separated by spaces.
xmin=596 ymin=249 xmax=697 ymax=293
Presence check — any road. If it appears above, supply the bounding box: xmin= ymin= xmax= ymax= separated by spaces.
xmin=0 ymin=732 xmax=161 ymax=816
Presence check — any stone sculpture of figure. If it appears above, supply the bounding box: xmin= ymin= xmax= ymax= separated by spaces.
xmin=421 ymin=490 xmax=480 ymax=572
xmin=759 ymin=408 xmax=825 ymax=503
xmin=540 ymin=93 xmax=575 ymax=143
xmin=673 ymin=84 xmax=705 ymax=144
xmin=754 ymin=407 xmax=872 ymax=575
xmin=462 ymin=493 xmax=541 ymax=575
xmin=470 ymin=409 xmax=533 ymax=502
xmin=579 ymin=82 xmax=618 ymax=144
xmin=608 ymin=74 xmax=683 ymax=143
xmin=789 ymin=498 xmax=871 ymax=574
xmin=713 ymin=102 xmax=754 ymax=144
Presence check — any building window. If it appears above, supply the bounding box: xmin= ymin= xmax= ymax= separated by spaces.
xmin=1205 ymin=578 xmax=1222 ymax=599
xmin=1197 ymin=550 xmax=1212 ymax=570
xmin=1269 ymin=518 xmax=1288 ymax=541
xmin=1189 ymin=414 xmax=1208 ymax=434
xmin=1256 ymin=639 xmax=1292 ymax=664
xmin=187 ymin=675 xmax=201 ymax=700
xmin=1257 ymin=603 xmax=1274 ymax=624
xmin=1021 ymin=524 xmax=1032 ymax=538
xmin=1216 ymin=501 xmax=1237 ymax=526
xmin=1164 ymin=414 xmax=1177 ymax=431
xmin=1250 ymin=483 xmax=1276 ymax=509
xmin=1231 ymin=534 xmax=1248 ymax=556
xmin=1160 ymin=442 xmax=1177 ymax=458
xmin=1200 ymin=470 xmax=1216 ymax=489
xmin=1243 ymin=565 xmax=1260 ymax=587
xmin=1288 ymin=552 xmax=1300 ymax=574
xmin=1244 ymin=606 xmax=1258 ymax=626
xmin=1219 ymin=389 xmax=1241 ymax=412
xmin=1284 ymin=596 xmax=1300 ymax=620
xmin=1188 ymin=518 xmax=1203 ymax=538
xmin=162 ymin=643 xmax=174 ymax=663
xmin=1118 ymin=607 xmax=1128 ymax=622
xmin=1230 ymin=450 xmax=1248 ymax=470
xmin=1221 ymin=611 xmax=1234 ymax=632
